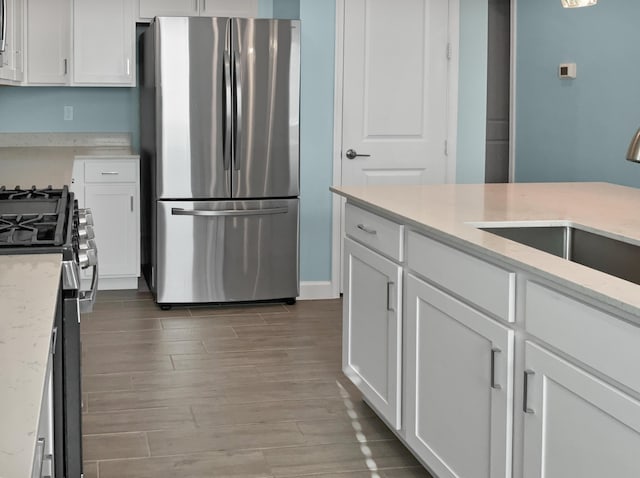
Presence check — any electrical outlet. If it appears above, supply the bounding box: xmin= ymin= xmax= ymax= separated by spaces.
xmin=64 ymin=106 xmax=74 ymax=121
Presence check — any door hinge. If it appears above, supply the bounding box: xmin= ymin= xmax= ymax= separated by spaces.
xmin=446 ymin=43 xmax=452 ymax=60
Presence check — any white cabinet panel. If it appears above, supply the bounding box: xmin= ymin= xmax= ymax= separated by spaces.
xmin=343 ymin=237 xmax=402 ymax=429
xmin=73 ymin=0 xmax=135 ymax=86
xmin=345 ymin=203 xmax=404 ymax=261
xmin=74 ymin=157 xmax=140 ymax=289
xmin=26 ymin=0 xmax=70 ymax=84
xmin=139 ymin=0 xmax=199 ymax=18
xmin=85 ymin=182 xmax=139 ymax=278
xmin=199 ymin=0 xmax=258 ymax=17
xmin=0 ymin=0 xmax=24 ymax=83
xmin=405 ymin=274 xmax=513 ymax=478
xmin=522 ymin=341 xmax=640 ymax=478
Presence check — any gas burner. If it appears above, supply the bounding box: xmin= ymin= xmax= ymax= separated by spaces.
xmin=0 ymin=185 xmax=57 ymax=200
xmin=0 ymin=214 xmax=61 ymax=245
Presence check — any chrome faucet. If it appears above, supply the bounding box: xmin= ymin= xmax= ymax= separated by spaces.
xmin=627 ymin=128 xmax=640 ymax=163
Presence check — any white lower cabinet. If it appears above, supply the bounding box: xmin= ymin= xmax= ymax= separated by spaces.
xmin=405 ymin=274 xmax=514 ymax=478
xmin=343 ymin=236 xmax=402 ymax=429
xmin=71 ymin=157 xmax=140 ymax=289
xmin=522 ymin=341 xmax=640 ymax=478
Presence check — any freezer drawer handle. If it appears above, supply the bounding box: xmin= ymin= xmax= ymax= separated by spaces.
xmin=172 ymin=207 xmax=289 ymax=217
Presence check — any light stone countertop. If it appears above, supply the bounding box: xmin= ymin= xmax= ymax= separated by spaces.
xmin=0 ymin=254 xmax=62 ymax=478
xmin=332 ymin=182 xmax=640 ymax=320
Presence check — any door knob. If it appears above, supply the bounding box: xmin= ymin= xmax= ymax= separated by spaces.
xmin=345 ymin=149 xmax=371 ymax=160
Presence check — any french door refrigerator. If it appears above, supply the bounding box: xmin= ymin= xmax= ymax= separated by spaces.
xmin=140 ymin=16 xmax=300 ymax=307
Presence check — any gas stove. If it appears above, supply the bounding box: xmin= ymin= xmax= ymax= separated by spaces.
xmin=0 ymin=185 xmax=95 ymax=478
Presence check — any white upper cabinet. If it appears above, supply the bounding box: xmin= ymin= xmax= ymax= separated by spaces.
xmin=138 ymin=0 xmax=198 ymax=19
xmin=25 ymin=0 xmax=70 ymax=85
xmin=73 ymin=0 xmax=135 ymax=86
xmin=23 ymin=0 xmax=135 ymax=86
xmin=138 ymin=0 xmax=258 ymax=21
xmin=0 ymin=0 xmax=24 ymax=84
xmin=199 ymin=0 xmax=258 ymax=17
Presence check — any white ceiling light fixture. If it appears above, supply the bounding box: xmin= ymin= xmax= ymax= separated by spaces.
xmin=561 ymin=0 xmax=597 ymax=7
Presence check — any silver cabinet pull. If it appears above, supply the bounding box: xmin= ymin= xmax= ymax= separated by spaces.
xmin=356 ymin=224 xmax=377 ymax=235
xmin=0 ymin=0 xmax=7 ymax=53
xmin=130 ymin=195 xmax=134 ymax=212
xmin=172 ymin=207 xmax=288 ymax=217
xmin=101 ymin=171 xmax=119 ymax=175
xmin=490 ymin=347 xmax=502 ymax=390
xmin=386 ymin=281 xmax=394 ymax=312
xmin=63 ymin=58 xmax=68 ymax=75
xmin=523 ymin=369 xmax=535 ymax=414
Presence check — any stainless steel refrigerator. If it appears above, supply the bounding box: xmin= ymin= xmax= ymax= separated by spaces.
xmin=140 ymin=16 xmax=300 ymax=307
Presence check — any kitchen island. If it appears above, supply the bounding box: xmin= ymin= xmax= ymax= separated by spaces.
xmin=0 ymin=254 xmax=62 ymax=478
xmin=332 ymin=182 xmax=640 ymax=478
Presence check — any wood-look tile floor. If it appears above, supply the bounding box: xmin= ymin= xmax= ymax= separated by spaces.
xmin=81 ymin=288 xmax=432 ymax=478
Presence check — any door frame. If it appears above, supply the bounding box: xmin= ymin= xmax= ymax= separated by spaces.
xmin=330 ymin=0 xmax=461 ymax=296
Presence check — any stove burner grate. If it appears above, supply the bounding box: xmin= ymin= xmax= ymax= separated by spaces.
xmin=0 ymin=185 xmax=61 ymax=200
xmin=0 ymin=214 xmax=63 ymax=245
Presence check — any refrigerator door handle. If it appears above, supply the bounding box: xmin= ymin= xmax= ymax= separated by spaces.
xmin=172 ymin=207 xmax=289 ymax=217
xmin=233 ymin=50 xmax=242 ymax=171
xmin=223 ymin=50 xmax=232 ymax=171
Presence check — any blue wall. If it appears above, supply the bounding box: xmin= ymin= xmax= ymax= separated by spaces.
xmin=0 ymin=87 xmax=139 ymax=149
xmin=515 ymin=0 xmax=640 ymax=186
xmin=456 ymin=0 xmax=488 ymax=183
xmin=298 ymin=0 xmax=334 ymax=281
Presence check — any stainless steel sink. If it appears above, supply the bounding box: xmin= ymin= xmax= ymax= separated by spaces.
xmin=477 ymin=224 xmax=640 ymax=286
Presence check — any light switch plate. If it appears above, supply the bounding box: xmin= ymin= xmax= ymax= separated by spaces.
xmin=64 ymin=106 xmax=74 ymax=121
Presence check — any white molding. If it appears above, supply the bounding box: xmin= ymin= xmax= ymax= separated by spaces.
xmin=447 ymin=0 xmax=460 ymax=184
xmin=299 ymin=281 xmax=339 ymax=300
xmin=509 ymin=0 xmax=517 ymax=183
xmin=331 ymin=0 xmax=345 ymax=298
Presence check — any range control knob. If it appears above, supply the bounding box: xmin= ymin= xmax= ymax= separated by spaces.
xmin=78 ymin=238 xmax=97 ymax=251
xmin=78 ymin=224 xmax=95 ymax=240
xmin=78 ymin=208 xmax=94 ymax=226
xmin=78 ymin=249 xmax=98 ymax=269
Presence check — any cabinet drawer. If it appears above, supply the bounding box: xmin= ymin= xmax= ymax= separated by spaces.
xmin=84 ymin=160 xmax=137 ymax=182
xmin=525 ymin=281 xmax=640 ymax=395
xmin=345 ymin=204 xmax=403 ymax=261
xmin=407 ymin=231 xmax=515 ymax=321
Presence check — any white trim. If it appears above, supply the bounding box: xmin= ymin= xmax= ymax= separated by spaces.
xmin=509 ymin=0 xmax=518 ymax=183
xmin=447 ymin=0 xmax=460 ymax=184
xmin=331 ymin=0 xmax=346 ymax=297
xmin=299 ymin=281 xmax=339 ymax=300
xmin=330 ymin=0 xmax=461 ymax=293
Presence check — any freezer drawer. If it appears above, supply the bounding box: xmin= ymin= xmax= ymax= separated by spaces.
xmin=156 ymin=198 xmax=299 ymax=304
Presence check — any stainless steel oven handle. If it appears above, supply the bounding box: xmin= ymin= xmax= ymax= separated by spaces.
xmin=32 ymin=438 xmax=45 ymax=478
xmin=172 ymin=207 xmax=288 ymax=217
xmin=79 ymin=245 xmax=99 ymax=314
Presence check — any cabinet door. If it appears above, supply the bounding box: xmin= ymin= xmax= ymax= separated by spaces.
xmin=138 ymin=0 xmax=199 ymax=19
xmin=199 ymin=0 xmax=258 ymax=17
xmin=405 ymin=274 xmax=514 ymax=478
xmin=26 ymin=0 xmax=70 ymax=84
xmin=85 ymin=182 xmax=139 ymax=278
xmin=522 ymin=341 xmax=640 ymax=478
xmin=343 ymin=237 xmax=402 ymax=429
xmin=73 ymin=0 xmax=135 ymax=86
xmin=0 ymin=0 xmax=22 ymax=83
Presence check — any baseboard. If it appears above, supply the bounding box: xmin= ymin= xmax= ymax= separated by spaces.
xmin=299 ymin=281 xmax=339 ymax=300
xmin=83 ymin=276 xmax=139 ymax=291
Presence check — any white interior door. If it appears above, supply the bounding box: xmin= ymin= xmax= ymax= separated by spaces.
xmin=341 ymin=0 xmax=451 ymax=186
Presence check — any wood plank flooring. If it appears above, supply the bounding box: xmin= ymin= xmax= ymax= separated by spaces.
xmin=81 ymin=289 xmax=432 ymax=478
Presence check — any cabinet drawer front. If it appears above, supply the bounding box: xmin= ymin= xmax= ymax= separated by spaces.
xmin=525 ymin=281 xmax=640 ymax=395
xmin=407 ymin=231 xmax=515 ymax=322
xmin=345 ymin=204 xmax=403 ymax=261
xmin=85 ymin=160 xmax=137 ymax=182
